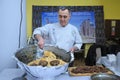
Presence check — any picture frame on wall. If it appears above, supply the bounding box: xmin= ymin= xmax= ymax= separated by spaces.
xmin=32 ymin=6 xmax=105 ymax=44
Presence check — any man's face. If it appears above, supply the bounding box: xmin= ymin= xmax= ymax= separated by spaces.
xmin=58 ymin=9 xmax=70 ymax=27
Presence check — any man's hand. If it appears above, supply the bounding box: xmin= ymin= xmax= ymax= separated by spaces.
xmin=70 ymin=46 xmax=79 ymax=53
xmin=37 ymin=38 xmax=44 ymax=49
xmin=35 ymin=34 xmax=45 ymax=49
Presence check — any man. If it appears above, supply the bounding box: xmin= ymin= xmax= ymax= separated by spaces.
xmin=33 ymin=6 xmax=82 ymax=65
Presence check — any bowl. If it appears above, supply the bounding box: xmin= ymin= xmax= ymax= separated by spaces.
xmin=91 ymin=73 xmax=120 ymax=80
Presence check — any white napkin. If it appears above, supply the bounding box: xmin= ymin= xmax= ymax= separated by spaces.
xmin=107 ymin=54 xmax=116 ymax=62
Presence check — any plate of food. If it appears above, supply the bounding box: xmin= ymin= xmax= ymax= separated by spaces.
xmin=68 ymin=65 xmax=113 ymax=76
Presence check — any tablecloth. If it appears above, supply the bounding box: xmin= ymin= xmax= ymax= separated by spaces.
xmin=0 ymin=68 xmax=91 ymax=80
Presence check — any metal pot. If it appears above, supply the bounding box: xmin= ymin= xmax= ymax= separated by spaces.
xmin=91 ymin=73 xmax=120 ymax=80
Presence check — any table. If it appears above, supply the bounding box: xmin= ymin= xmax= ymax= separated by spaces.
xmin=1 ymin=57 xmax=120 ymax=80
xmin=0 ymin=68 xmax=91 ymax=80
xmin=0 ymin=68 xmax=25 ymax=80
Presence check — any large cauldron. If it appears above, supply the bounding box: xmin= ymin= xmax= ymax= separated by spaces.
xmin=14 ymin=45 xmax=69 ymax=80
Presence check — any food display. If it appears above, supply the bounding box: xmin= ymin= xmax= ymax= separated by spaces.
xmin=28 ymin=51 xmax=66 ymax=67
xmin=68 ymin=66 xmax=113 ymax=76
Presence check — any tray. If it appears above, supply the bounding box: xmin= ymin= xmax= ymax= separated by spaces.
xmin=68 ymin=66 xmax=113 ymax=76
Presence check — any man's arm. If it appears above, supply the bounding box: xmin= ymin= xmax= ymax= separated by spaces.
xmin=72 ymin=28 xmax=83 ymax=52
xmin=33 ymin=25 xmax=49 ymax=49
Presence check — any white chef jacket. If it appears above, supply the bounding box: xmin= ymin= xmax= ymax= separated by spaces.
xmin=33 ymin=22 xmax=82 ymax=52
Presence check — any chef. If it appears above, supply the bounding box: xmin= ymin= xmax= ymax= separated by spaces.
xmin=33 ymin=6 xmax=82 ymax=52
